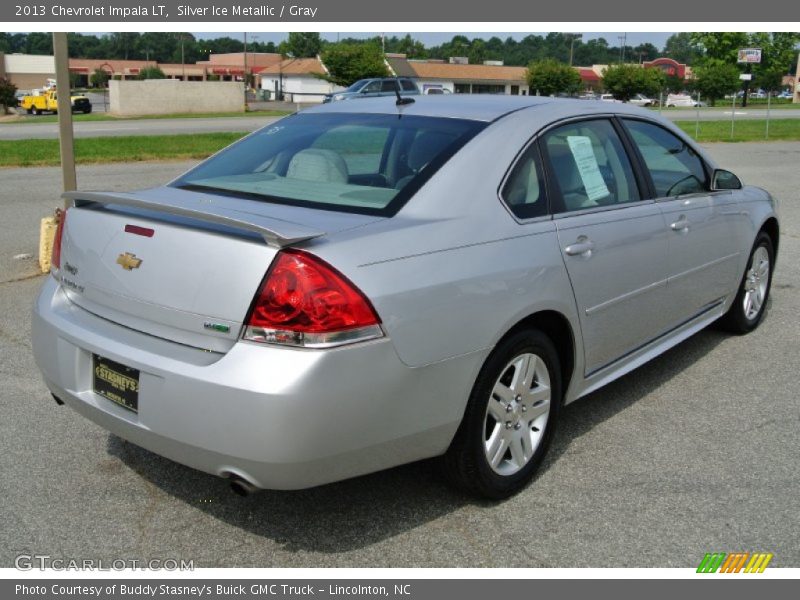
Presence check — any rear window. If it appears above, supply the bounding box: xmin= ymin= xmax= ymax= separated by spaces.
xmin=172 ymin=112 xmax=485 ymax=216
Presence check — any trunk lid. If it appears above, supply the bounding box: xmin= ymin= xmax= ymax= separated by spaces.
xmin=59 ymin=187 xmax=383 ymax=352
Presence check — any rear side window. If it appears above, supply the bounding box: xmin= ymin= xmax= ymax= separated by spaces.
xmin=380 ymin=80 xmax=397 ymax=92
xmin=501 ymin=146 xmax=548 ymax=219
xmin=542 ymin=119 xmax=641 ymax=213
xmin=622 ymin=119 xmax=708 ymax=197
xmin=401 ymin=79 xmax=417 ymax=91
xmin=172 ymin=113 xmax=485 ymax=216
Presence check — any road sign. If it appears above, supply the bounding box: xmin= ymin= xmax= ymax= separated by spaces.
xmin=739 ymin=73 xmax=753 ymax=81
xmin=737 ymin=48 xmax=762 ymax=63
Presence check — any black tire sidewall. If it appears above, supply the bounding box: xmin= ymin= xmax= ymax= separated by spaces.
xmin=459 ymin=329 xmax=562 ymax=498
xmin=729 ymin=232 xmax=774 ymax=333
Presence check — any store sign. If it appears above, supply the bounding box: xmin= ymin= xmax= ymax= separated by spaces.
xmin=737 ymin=48 xmax=762 ymax=63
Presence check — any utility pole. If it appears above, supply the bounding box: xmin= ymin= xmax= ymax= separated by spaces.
xmin=52 ymin=32 xmax=76 ymax=199
xmin=568 ymin=33 xmax=583 ymax=66
xmin=180 ymin=33 xmax=185 ymax=80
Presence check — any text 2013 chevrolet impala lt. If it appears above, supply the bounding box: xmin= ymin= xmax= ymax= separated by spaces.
xmin=32 ymin=96 xmax=779 ymax=498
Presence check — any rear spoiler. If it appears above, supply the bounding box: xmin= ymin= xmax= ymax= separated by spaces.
xmin=63 ymin=191 xmax=324 ymax=248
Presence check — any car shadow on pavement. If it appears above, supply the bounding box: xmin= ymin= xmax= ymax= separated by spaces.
xmin=107 ymin=326 xmax=731 ymax=555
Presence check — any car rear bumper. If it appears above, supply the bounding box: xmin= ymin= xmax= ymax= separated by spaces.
xmin=32 ymin=276 xmax=478 ymax=489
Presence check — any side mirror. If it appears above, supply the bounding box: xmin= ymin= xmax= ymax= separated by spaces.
xmin=711 ymin=169 xmax=742 ymax=191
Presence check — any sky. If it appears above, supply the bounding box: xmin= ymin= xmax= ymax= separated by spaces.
xmin=193 ymin=32 xmax=675 ymax=49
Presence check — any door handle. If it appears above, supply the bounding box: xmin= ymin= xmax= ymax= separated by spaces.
xmin=565 ymin=239 xmax=595 ymax=257
xmin=670 ymin=216 xmax=691 ymax=232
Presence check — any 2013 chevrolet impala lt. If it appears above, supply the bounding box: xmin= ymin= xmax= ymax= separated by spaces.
xmin=32 ymin=96 xmax=779 ymax=498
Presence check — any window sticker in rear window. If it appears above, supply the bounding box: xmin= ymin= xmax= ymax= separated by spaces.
xmin=566 ymin=136 xmax=611 ymax=202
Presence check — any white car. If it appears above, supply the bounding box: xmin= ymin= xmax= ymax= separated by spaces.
xmin=599 ymin=93 xmax=622 ymax=103
xmin=628 ymin=94 xmax=655 ymax=107
xmin=665 ymin=94 xmax=700 ymax=108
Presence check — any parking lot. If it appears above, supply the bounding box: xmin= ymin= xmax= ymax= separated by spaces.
xmin=0 ymin=143 xmax=798 ymax=568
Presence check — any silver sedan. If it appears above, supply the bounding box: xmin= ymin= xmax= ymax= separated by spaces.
xmin=32 ymin=96 xmax=779 ymax=498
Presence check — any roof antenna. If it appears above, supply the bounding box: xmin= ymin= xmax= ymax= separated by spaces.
xmin=394 ymin=77 xmax=415 ymax=106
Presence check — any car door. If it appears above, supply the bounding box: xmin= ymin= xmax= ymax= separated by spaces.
xmin=619 ymin=118 xmax=743 ymax=326
xmin=360 ymin=80 xmax=382 ymax=97
xmin=541 ymin=118 xmax=672 ymax=375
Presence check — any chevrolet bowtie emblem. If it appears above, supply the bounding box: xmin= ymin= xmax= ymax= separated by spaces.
xmin=116 ymin=252 xmax=142 ymax=270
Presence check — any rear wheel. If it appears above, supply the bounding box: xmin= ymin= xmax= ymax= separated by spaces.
xmin=31 ymin=107 xmax=39 ymax=115
xmin=720 ymin=232 xmax=774 ymax=334
xmin=442 ymin=328 xmax=562 ymax=499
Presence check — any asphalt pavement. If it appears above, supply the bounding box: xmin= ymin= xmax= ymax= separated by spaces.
xmin=0 ymin=144 xmax=798 ymax=567
xmin=2 ymin=107 xmax=799 ymax=140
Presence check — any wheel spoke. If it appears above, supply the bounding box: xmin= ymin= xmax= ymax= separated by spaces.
xmin=527 ymin=383 xmax=550 ymax=405
xmin=487 ymin=428 xmax=509 ymax=468
xmin=526 ymin=398 xmax=550 ymax=421
xmin=519 ymin=354 xmax=538 ymax=394
xmin=509 ymin=432 xmax=528 ymax=467
xmin=487 ymin=396 xmax=506 ymax=421
xmin=492 ymin=381 xmax=515 ymax=406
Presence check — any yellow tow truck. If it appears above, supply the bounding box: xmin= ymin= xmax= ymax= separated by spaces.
xmin=19 ymin=89 xmax=92 ymax=115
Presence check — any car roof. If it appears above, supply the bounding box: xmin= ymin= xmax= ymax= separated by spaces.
xmin=306 ymin=95 xmax=653 ymax=123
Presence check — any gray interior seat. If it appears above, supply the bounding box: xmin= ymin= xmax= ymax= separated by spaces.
xmin=287 ymin=148 xmax=349 ymax=183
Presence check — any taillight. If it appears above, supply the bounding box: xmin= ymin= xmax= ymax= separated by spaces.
xmin=243 ymin=249 xmax=383 ymax=348
xmin=51 ymin=208 xmax=68 ymax=272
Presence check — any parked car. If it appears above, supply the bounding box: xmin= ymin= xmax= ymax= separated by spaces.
xmin=777 ymin=90 xmax=793 ymax=100
xmin=323 ymin=77 xmax=420 ymax=103
xmin=599 ymin=93 xmax=622 ymax=103
xmin=33 ymin=97 xmax=779 ymax=499
xmin=665 ymin=93 xmax=703 ymax=108
xmin=628 ymin=93 xmax=655 ymax=107
xmin=424 ymin=87 xmax=451 ymax=95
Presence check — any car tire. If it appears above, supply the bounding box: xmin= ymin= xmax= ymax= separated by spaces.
xmin=31 ymin=107 xmax=39 ymax=115
xmin=441 ymin=328 xmax=562 ymax=499
xmin=719 ymin=231 xmax=774 ymax=334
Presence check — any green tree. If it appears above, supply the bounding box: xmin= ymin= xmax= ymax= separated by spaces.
xmin=0 ymin=77 xmax=17 ymax=113
xmin=663 ymin=33 xmax=703 ymax=64
xmin=601 ymin=64 xmax=665 ymax=101
xmin=690 ymin=32 xmax=749 ymax=63
xmin=281 ymin=32 xmax=322 ymax=58
xmin=319 ymin=43 xmax=388 ymax=87
xmin=90 ymin=68 xmax=110 ymax=88
xmin=690 ymin=60 xmax=741 ymax=106
xmin=137 ymin=66 xmax=166 ymax=80
xmin=526 ymin=59 xmax=581 ymax=96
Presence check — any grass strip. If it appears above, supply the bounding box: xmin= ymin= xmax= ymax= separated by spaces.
xmin=0 ymin=132 xmax=246 ymax=168
xmin=674 ymin=119 xmax=800 ymax=142
xmin=0 ymin=110 xmax=291 ymax=126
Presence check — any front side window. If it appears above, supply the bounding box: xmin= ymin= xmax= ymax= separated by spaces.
xmin=401 ymin=79 xmax=417 ymax=91
xmin=362 ymin=80 xmax=382 ymax=93
xmin=172 ymin=113 xmax=485 ymax=216
xmin=542 ymin=119 xmax=641 ymax=213
xmin=622 ymin=119 xmax=708 ymax=197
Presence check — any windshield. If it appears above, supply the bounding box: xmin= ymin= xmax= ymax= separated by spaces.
xmin=172 ymin=112 xmax=485 ymax=216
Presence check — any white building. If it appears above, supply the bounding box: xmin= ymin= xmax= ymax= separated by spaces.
xmin=258 ymin=57 xmax=342 ymax=103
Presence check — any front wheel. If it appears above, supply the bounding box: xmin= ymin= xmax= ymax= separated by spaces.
xmin=720 ymin=232 xmax=774 ymax=334
xmin=441 ymin=328 xmax=562 ymax=499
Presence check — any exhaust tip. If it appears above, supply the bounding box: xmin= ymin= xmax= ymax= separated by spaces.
xmin=228 ymin=475 xmax=259 ymax=497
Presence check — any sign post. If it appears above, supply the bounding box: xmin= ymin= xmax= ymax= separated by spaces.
xmin=737 ymin=48 xmax=761 ymax=108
